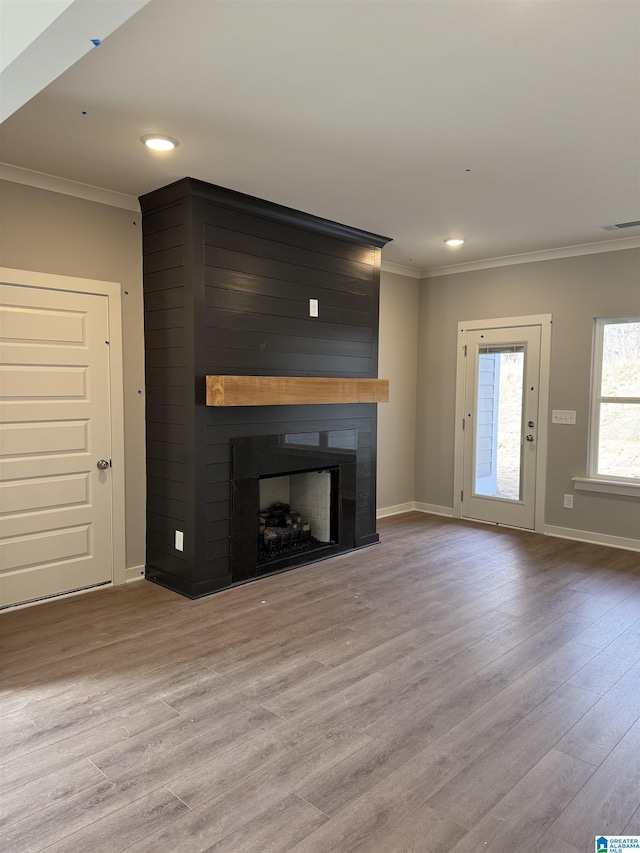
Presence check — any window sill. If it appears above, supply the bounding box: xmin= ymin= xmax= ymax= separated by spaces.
xmin=572 ymin=477 xmax=640 ymax=498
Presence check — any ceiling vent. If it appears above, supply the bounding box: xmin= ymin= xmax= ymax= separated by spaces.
xmin=602 ymin=220 xmax=640 ymax=231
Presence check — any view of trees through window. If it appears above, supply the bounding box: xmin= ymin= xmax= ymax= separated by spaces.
xmin=596 ymin=320 xmax=640 ymax=481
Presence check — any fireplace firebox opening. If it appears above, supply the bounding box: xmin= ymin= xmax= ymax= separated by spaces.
xmin=258 ymin=468 xmax=338 ymax=564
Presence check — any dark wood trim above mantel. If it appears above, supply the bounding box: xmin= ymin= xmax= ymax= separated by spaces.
xmin=206 ymin=375 xmax=390 ymax=407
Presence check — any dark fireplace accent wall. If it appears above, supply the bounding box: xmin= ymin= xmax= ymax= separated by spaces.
xmin=139 ymin=178 xmax=391 ymax=598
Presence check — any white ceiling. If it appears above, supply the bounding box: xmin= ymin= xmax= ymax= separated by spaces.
xmin=1 ymin=0 xmax=639 ymax=272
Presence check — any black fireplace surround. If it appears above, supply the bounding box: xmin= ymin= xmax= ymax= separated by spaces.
xmin=140 ymin=178 xmax=391 ymax=598
xmin=231 ymin=430 xmax=357 ymax=582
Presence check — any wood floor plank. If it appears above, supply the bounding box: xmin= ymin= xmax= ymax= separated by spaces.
xmin=447 ymin=749 xmax=595 ymax=853
xmin=165 ymin=654 xmax=329 ymax=715
xmin=568 ymin=620 xmax=640 ymax=693
xmin=346 ymin=802 xmax=466 ymax=853
xmin=624 ymin=805 xmax=640 ymax=834
xmin=0 ymin=708 xmax=37 ymax=752
xmin=126 ymin=722 xmax=371 ymax=853
xmin=262 ymin=609 xmax=514 ymax=725
xmin=496 ymin=584 xmax=592 ymax=619
xmin=488 ymin=589 xmax=593 ymax=647
xmin=424 ymin=683 xmax=599 ymax=828
xmin=296 ymin=725 xmax=429 ymax=817
xmin=570 ymin=568 xmax=638 ymax=596
xmin=336 ymin=639 xmax=509 ymax=734
xmin=368 ymin=616 xmax=598 ymax=740
xmin=286 ymin=789 xmax=466 ymax=853
xmin=0 ymin=671 xmax=102 ymax=718
xmin=525 ymin=832 xmax=586 ymax=853
xmin=259 ymin=627 xmax=426 ymax=719
xmin=1 ymin=661 xmax=207 ymax=764
xmin=572 ymin=592 xmax=640 ymax=649
xmin=549 ymin=717 xmax=640 ymax=849
xmin=201 ymin=794 xmax=327 ymax=853
xmin=569 ymin=577 xmax=640 ymax=619
xmin=556 ymin=661 xmax=640 ymax=765
xmin=165 ymin=706 xmax=367 ymax=809
xmin=0 ymin=783 xmax=188 ymax=853
xmin=89 ymin=697 xmax=280 ymax=781
xmin=0 ymin=759 xmax=106 ymax=830
xmin=0 ymin=701 xmax=179 ymax=795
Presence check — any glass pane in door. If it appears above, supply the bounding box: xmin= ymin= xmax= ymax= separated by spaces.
xmin=474 ymin=348 xmax=524 ymax=500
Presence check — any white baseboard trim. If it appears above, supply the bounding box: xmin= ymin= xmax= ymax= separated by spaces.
xmin=376 ymin=507 xmax=637 ymax=552
xmin=126 ymin=565 xmax=145 ymax=582
xmin=376 ymin=502 xmax=417 ymax=519
xmin=543 ymin=525 xmax=640 ymax=553
xmin=414 ymin=502 xmax=455 ymax=517
xmin=377 ymin=501 xmax=454 ymax=519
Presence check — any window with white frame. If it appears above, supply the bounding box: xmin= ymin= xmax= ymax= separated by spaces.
xmin=589 ymin=318 xmax=640 ymax=483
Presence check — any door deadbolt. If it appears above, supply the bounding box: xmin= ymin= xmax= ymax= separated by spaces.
xmin=97 ymin=459 xmax=110 ymax=470
xmin=528 ymin=420 xmax=535 ymax=428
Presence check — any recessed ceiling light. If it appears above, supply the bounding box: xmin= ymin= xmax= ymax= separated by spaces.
xmin=445 ymin=238 xmax=465 ymax=247
xmin=141 ymin=134 xmax=179 ymax=151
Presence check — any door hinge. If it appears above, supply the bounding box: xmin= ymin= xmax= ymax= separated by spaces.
xmin=461 ymin=489 xmax=464 ymax=502
xmin=462 ymin=417 xmax=465 ymax=430
xmin=463 ymin=344 xmax=467 ymax=357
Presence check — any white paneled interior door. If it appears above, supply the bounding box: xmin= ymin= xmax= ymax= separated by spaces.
xmin=0 ymin=282 xmax=113 ymax=606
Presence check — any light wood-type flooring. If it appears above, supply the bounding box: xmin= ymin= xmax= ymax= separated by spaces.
xmin=1 ymin=513 xmax=640 ymax=853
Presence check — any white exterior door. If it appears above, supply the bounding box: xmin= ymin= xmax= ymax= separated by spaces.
xmin=455 ymin=315 xmax=551 ymax=532
xmin=0 ymin=282 xmax=113 ymax=607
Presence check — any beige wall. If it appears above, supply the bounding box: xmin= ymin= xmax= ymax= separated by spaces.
xmin=0 ymin=180 xmax=146 ymax=569
xmin=416 ymin=248 xmax=640 ymax=540
xmin=377 ymin=271 xmax=419 ymax=511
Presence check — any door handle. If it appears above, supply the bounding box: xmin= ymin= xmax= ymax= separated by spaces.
xmin=525 ymin=435 xmax=535 ymax=442
xmin=97 ymin=459 xmax=110 ymax=470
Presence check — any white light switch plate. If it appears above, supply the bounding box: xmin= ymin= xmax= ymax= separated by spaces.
xmin=309 ymin=299 xmax=319 ymax=318
xmin=175 ymin=530 xmax=184 ymax=551
xmin=552 ymin=410 xmax=576 ymax=424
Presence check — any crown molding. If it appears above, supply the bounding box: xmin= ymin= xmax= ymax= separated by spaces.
xmin=0 ymin=163 xmax=140 ymax=212
xmin=381 ymin=260 xmax=422 ymax=278
xmin=423 ymin=236 xmax=640 ymax=278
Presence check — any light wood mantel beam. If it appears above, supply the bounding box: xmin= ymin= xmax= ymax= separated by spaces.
xmin=206 ymin=376 xmax=389 ymax=407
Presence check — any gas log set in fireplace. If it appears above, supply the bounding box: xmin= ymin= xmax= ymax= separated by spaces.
xmin=259 ymin=503 xmax=313 ymax=558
